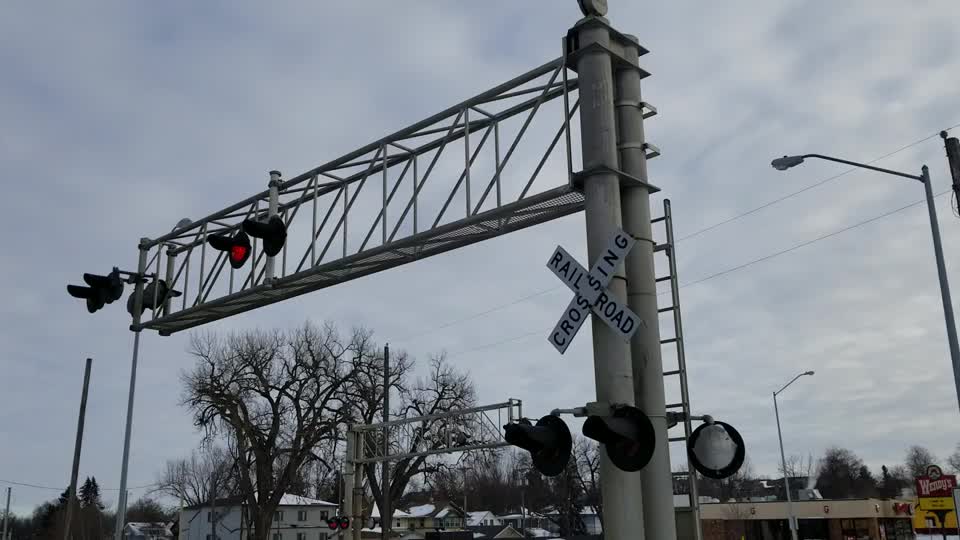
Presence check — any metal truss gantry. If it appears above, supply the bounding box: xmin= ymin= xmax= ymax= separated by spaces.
xmin=341 ymin=400 xmax=522 ymax=540
xmin=131 ymin=58 xmax=605 ymax=335
xmin=352 ymin=399 xmax=521 ymax=464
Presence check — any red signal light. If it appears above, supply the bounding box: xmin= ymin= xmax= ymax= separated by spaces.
xmin=339 ymin=517 xmax=349 ymax=530
xmin=326 ymin=518 xmax=337 ymax=530
xmin=208 ymin=231 xmax=252 ymax=269
xmin=230 ymin=245 xmax=249 ymax=265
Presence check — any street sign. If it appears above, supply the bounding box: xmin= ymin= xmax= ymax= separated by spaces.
xmin=547 ymin=229 xmax=641 ymax=354
xmin=919 ymin=497 xmax=955 ymax=511
xmin=916 ymin=465 xmax=957 ymax=497
xmin=916 ymin=464 xmax=958 ymax=515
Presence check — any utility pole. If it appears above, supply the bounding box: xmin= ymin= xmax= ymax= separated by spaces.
xmin=566 ymin=6 xmax=647 ymax=540
xmin=615 ymin=30 xmax=676 ymax=540
xmin=381 ymin=344 xmax=391 ymax=540
xmin=2 ymin=487 xmax=11 ymax=540
xmin=114 ymin=242 xmax=149 ymax=540
xmin=64 ymin=358 xmax=93 ymax=540
xmin=210 ymin=477 xmax=216 ymax=540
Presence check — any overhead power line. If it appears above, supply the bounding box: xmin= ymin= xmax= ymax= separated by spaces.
xmin=676 ymin=122 xmax=960 ymax=242
xmin=396 ymin=124 xmax=959 ymax=345
xmin=0 ymin=478 xmax=157 ymax=492
xmin=445 ymin=190 xmax=949 ymax=359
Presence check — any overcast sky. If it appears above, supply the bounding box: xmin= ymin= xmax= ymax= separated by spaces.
xmin=3 ymin=0 xmax=960 ymax=516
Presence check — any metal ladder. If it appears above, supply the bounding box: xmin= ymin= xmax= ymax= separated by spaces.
xmin=652 ymin=199 xmax=702 ymax=540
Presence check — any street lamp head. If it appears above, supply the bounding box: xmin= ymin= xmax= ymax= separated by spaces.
xmin=804 ymin=370 xmax=815 ymax=376
xmin=771 ymin=155 xmax=805 ymax=171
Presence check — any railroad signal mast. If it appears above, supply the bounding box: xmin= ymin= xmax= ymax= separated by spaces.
xmin=64 ymin=3 xmax=756 ymax=540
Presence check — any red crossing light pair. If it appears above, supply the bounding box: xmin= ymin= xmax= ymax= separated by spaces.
xmin=326 ymin=516 xmax=349 ymax=530
xmin=207 ymin=215 xmax=287 ymax=269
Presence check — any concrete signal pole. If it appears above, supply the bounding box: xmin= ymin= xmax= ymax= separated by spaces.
xmin=567 ymin=5 xmax=647 ymax=540
xmin=615 ymin=32 xmax=677 ymax=540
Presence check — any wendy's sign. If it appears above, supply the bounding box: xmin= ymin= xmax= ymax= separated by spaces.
xmin=916 ymin=465 xmax=957 ymax=497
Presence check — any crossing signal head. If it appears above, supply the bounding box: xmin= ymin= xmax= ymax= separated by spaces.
xmin=504 ymin=415 xmax=572 ymax=477
xmin=127 ymin=279 xmax=182 ymax=316
xmin=582 ymin=405 xmax=655 ymax=472
xmin=67 ymin=269 xmax=125 ymax=313
xmin=326 ymin=517 xmax=348 ymax=530
xmin=242 ymin=215 xmax=287 ymax=257
xmin=687 ymin=420 xmax=746 ymax=480
xmin=207 ymin=230 xmax=252 ymax=269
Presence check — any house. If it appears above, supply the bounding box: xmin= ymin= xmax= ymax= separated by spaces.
xmin=466 ymin=511 xmax=501 ymax=527
xmin=124 ymin=522 xmax=174 ymax=540
xmin=540 ymin=506 xmax=602 ymax=535
xmin=394 ymin=503 xmax=466 ymax=533
xmin=368 ymin=502 xmax=412 ymax=530
xmin=497 ymin=508 xmax=547 ymax=531
xmin=179 ymin=493 xmax=338 ymax=540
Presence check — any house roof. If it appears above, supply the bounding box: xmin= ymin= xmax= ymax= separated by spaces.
xmin=406 ymin=504 xmax=437 ymax=517
xmin=370 ymin=502 xmax=412 ymax=519
xmin=467 ymin=511 xmax=495 ymax=525
xmin=182 ymin=493 xmax=337 ymax=511
xmin=466 ymin=524 xmax=521 ymax=538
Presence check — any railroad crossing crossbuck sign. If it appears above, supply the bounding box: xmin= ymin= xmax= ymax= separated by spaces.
xmin=547 ymin=229 xmax=641 ymax=354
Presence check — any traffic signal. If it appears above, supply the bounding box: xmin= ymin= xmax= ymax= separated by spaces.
xmin=242 ymin=215 xmax=287 ymax=257
xmin=687 ymin=420 xmax=746 ymax=480
xmin=503 ymin=415 xmax=572 ymax=477
xmin=326 ymin=517 xmax=349 ymax=530
xmin=67 ymin=269 xmax=125 ymax=313
xmin=582 ymin=405 xmax=655 ymax=472
xmin=126 ymin=279 xmax=182 ymax=316
xmin=207 ymin=230 xmax=252 ymax=269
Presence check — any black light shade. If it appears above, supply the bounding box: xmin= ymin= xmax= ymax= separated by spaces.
xmin=582 ymin=405 xmax=655 ymax=472
xmin=242 ymin=215 xmax=287 ymax=257
xmin=504 ymin=415 xmax=572 ymax=477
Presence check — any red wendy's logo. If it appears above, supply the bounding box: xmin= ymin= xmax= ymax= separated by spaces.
xmin=928 ymin=465 xmax=943 ymax=480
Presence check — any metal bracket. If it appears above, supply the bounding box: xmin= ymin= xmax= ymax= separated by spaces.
xmin=643 ymin=142 xmax=661 ymax=160
xmin=564 ymin=41 xmax=652 ymax=79
xmin=641 ymin=102 xmax=657 ymax=119
xmin=571 ymin=165 xmax=660 ymax=193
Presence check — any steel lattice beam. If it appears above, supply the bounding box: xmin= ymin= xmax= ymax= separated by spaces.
xmin=351 ymin=400 xmax=522 ymax=465
xmin=132 ymin=58 xmax=585 ymax=335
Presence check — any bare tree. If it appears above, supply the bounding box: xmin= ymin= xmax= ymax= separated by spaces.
xmin=181 ymin=322 xmax=373 ymax=540
xmin=154 ymin=445 xmax=238 ymax=507
xmin=948 ymin=443 xmax=960 ymax=474
xmin=353 ymin=354 xmax=477 ymax=519
xmin=572 ymin=436 xmax=601 ymax=526
xmin=905 ymin=445 xmax=938 ymax=479
xmin=778 ymin=453 xmax=816 ymax=480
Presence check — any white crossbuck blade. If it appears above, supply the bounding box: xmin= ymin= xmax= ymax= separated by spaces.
xmin=546 ymin=229 xmax=642 ymax=354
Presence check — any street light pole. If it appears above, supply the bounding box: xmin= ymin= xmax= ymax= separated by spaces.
xmin=771 ymin=153 xmax=960 ymax=412
xmin=920 ymin=165 xmax=960 ymax=411
xmin=772 ymin=371 xmax=814 ymax=540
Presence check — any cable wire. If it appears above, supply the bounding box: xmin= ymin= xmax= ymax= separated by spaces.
xmin=398 ymin=125 xmax=959 ymax=345
xmin=676 ymin=122 xmax=960 ymax=242
xmin=445 ymin=190 xmax=949 ymax=358
xmin=0 ymin=478 xmax=158 ymax=492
